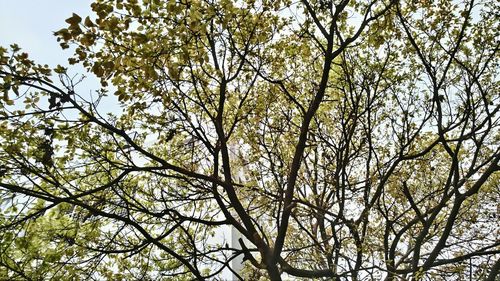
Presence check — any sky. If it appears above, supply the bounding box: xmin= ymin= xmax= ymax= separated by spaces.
xmin=0 ymin=0 xmax=103 ymax=98
xmin=0 ymin=0 xmax=118 ymax=113
xmin=0 ymin=0 xmax=93 ymax=67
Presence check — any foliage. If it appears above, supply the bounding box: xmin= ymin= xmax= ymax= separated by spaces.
xmin=0 ymin=0 xmax=499 ymax=280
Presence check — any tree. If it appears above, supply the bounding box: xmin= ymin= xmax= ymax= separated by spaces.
xmin=0 ymin=0 xmax=499 ymax=280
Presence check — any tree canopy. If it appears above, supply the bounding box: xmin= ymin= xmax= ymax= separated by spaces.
xmin=0 ymin=0 xmax=499 ymax=280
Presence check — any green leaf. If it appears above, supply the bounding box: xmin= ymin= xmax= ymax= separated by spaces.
xmin=65 ymin=13 xmax=82 ymax=26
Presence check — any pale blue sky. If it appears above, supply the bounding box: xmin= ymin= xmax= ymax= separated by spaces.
xmin=0 ymin=0 xmax=93 ymax=67
xmin=0 ymin=0 xmax=115 ymax=111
